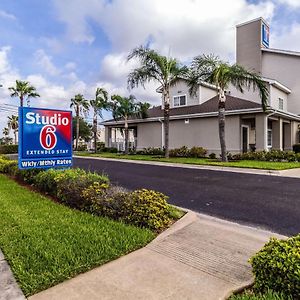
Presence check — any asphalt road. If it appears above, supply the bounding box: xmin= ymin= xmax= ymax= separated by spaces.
xmin=74 ymin=157 xmax=300 ymax=236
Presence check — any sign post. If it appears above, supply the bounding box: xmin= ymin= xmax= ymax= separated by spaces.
xmin=18 ymin=107 xmax=73 ymax=169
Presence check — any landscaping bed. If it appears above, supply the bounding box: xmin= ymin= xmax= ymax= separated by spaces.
xmin=75 ymin=152 xmax=300 ymax=170
xmin=0 ymin=157 xmax=184 ymax=296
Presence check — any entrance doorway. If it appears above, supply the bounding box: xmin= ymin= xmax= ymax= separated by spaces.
xmin=242 ymin=125 xmax=249 ymax=153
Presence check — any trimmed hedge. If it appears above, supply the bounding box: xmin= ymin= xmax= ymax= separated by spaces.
xmin=169 ymin=146 xmax=207 ymax=158
xmin=0 ymin=158 xmax=172 ymax=231
xmin=228 ymin=150 xmax=300 ymax=162
xmin=250 ymin=235 xmax=300 ymax=298
xmin=0 ymin=144 xmax=18 ymax=154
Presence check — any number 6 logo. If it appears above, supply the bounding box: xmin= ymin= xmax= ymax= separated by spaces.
xmin=40 ymin=125 xmax=57 ymax=150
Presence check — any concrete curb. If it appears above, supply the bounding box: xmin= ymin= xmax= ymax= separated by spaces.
xmin=0 ymin=250 xmax=26 ymax=300
xmin=74 ymin=155 xmax=285 ymax=177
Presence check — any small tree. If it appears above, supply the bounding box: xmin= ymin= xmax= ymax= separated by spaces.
xmin=8 ymin=80 xmax=40 ymax=107
xmin=109 ymin=95 xmax=149 ymax=154
xmin=90 ymin=88 xmax=108 ymax=153
xmin=127 ymin=46 xmax=187 ymax=158
xmin=70 ymin=94 xmax=90 ymax=150
xmin=188 ymin=55 xmax=268 ymax=161
xmin=72 ymin=117 xmax=92 ymax=143
xmin=7 ymin=115 xmax=18 ymax=144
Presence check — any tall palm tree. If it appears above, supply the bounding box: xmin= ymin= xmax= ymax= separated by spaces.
xmin=109 ymin=95 xmax=149 ymax=155
xmin=70 ymin=94 xmax=90 ymax=151
xmin=8 ymin=80 xmax=40 ymax=107
xmin=7 ymin=115 xmax=18 ymax=144
xmin=90 ymin=88 xmax=108 ymax=153
xmin=188 ymin=55 xmax=268 ymax=162
xmin=127 ymin=46 xmax=187 ymax=158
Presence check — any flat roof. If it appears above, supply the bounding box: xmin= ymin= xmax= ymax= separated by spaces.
xmin=262 ymin=47 xmax=300 ymax=58
xmin=236 ymin=17 xmax=269 ymax=28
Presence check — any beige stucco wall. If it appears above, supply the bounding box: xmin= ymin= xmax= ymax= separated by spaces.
xmin=136 ymin=122 xmax=162 ymax=149
xmin=236 ymin=19 xmax=263 ymax=73
xmin=199 ymin=85 xmax=217 ymax=103
xmin=134 ymin=116 xmax=241 ymax=153
xmin=269 ymin=86 xmax=288 ymax=111
xmin=262 ymin=52 xmax=300 ymax=114
xmin=167 ymin=116 xmax=241 ymax=153
xmin=228 ymin=82 xmax=267 ymax=104
xmin=169 ymin=79 xmax=199 ymax=108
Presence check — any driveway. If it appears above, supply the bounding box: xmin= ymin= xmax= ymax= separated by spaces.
xmin=74 ymin=157 xmax=300 ymax=236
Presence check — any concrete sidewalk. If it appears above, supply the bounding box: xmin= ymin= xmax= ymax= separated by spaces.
xmin=0 ymin=250 xmax=25 ymax=300
xmin=29 ymin=212 xmax=285 ymax=300
xmin=74 ymin=155 xmax=300 ymax=178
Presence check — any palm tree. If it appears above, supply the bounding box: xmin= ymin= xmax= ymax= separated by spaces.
xmin=109 ymin=95 xmax=149 ymax=155
xmin=127 ymin=46 xmax=187 ymax=158
xmin=90 ymin=88 xmax=108 ymax=153
xmin=7 ymin=115 xmax=18 ymax=144
xmin=70 ymin=94 xmax=90 ymax=151
xmin=2 ymin=127 xmax=9 ymax=137
xmin=8 ymin=80 xmax=40 ymax=107
xmin=188 ymin=55 xmax=268 ymax=162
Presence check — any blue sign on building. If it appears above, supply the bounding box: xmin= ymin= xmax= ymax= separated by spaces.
xmin=262 ymin=23 xmax=270 ymax=48
xmin=18 ymin=107 xmax=73 ymax=169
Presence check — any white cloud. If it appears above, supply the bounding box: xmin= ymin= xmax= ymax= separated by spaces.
xmin=65 ymin=62 xmax=77 ymax=70
xmin=272 ymin=22 xmax=300 ymax=51
xmin=53 ymin=0 xmax=275 ymax=59
xmin=34 ymin=49 xmax=60 ymax=76
xmin=277 ymin=0 xmax=300 ymax=7
xmin=0 ymin=10 xmax=16 ymax=21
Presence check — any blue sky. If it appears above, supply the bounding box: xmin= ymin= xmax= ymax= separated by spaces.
xmin=0 ymin=0 xmax=300 ymax=134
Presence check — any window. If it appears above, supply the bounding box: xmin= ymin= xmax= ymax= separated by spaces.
xmin=278 ymin=98 xmax=284 ymax=110
xmin=267 ymin=129 xmax=272 ymax=147
xmin=173 ymin=95 xmax=186 ymax=107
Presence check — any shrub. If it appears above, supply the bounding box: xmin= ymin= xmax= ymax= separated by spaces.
xmin=33 ymin=169 xmax=61 ymax=196
xmin=14 ymin=168 xmax=43 ymax=184
xmin=189 ymin=146 xmax=207 ymax=158
xmin=250 ymin=234 xmax=300 ymax=298
xmin=209 ymin=153 xmax=216 ymax=159
xmin=55 ymin=169 xmax=109 ymax=209
xmin=0 ymin=144 xmax=18 ymax=154
xmin=292 ymin=144 xmax=300 ymax=153
xmin=82 ymin=184 xmax=126 ymax=218
xmin=137 ymin=147 xmax=165 ymax=156
xmin=96 ymin=142 xmax=105 ymax=152
xmin=122 ymin=189 xmax=171 ymax=230
xmin=169 ymin=146 xmax=190 ymax=157
xmin=77 ymin=144 xmax=87 ymax=151
xmin=0 ymin=159 xmax=18 ymax=175
xmin=102 ymin=147 xmax=118 ymax=153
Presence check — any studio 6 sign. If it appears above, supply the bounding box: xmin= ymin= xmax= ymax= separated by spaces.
xmin=18 ymin=107 xmax=73 ymax=169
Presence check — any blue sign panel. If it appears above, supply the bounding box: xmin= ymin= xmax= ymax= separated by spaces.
xmin=18 ymin=107 xmax=73 ymax=169
xmin=262 ymin=23 xmax=269 ymax=48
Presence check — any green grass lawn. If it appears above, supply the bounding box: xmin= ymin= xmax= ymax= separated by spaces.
xmin=75 ymin=152 xmax=300 ymax=170
xmin=230 ymin=290 xmax=290 ymax=300
xmin=0 ymin=175 xmax=155 ymax=296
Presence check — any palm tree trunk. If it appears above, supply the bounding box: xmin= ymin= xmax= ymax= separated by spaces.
xmin=75 ymin=109 xmax=80 ymax=151
xmin=163 ymin=90 xmax=170 ymax=158
xmin=124 ymin=117 xmax=129 ymax=155
xmin=20 ymin=95 xmax=23 ymax=107
xmin=14 ymin=131 xmax=17 ymax=145
xmin=218 ymin=90 xmax=227 ymax=162
xmin=93 ymin=112 xmax=97 ymax=153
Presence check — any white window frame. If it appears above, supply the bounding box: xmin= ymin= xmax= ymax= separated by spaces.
xmin=278 ymin=98 xmax=284 ymax=111
xmin=173 ymin=94 xmax=187 ymax=107
xmin=267 ymin=129 xmax=272 ymax=148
